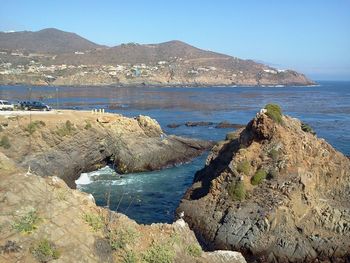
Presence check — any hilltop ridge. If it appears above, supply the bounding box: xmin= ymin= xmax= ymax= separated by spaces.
xmin=0 ymin=28 xmax=315 ymax=86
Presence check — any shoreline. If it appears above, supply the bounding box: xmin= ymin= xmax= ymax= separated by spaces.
xmin=0 ymin=82 xmax=319 ymax=89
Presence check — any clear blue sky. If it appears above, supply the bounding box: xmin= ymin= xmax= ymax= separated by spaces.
xmin=1 ymin=0 xmax=349 ymax=80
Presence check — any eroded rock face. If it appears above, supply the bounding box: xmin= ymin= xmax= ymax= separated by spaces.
xmin=177 ymin=111 xmax=350 ymax=262
xmin=0 ymin=111 xmax=211 ymax=188
xmin=0 ymin=168 xmax=246 ymax=263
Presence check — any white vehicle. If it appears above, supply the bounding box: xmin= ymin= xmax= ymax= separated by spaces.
xmin=0 ymin=100 xmax=14 ymax=111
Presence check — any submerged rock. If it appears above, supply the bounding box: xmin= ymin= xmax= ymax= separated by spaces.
xmin=215 ymin=121 xmax=245 ymax=129
xmin=185 ymin=121 xmax=214 ymax=127
xmin=177 ymin=106 xmax=350 ymax=262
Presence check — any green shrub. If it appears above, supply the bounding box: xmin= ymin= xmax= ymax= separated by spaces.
xmin=268 ymin=149 xmax=279 ymax=161
xmin=186 ymin=244 xmax=202 ymax=257
xmin=251 ymin=169 xmax=267 ymax=185
xmin=122 ymin=250 xmax=138 ymax=263
xmin=237 ymin=160 xmax=251 ymax=175
xmin=225 ymin=131 xmax=238 ymax=141
xmin=301 ymin=122 xmax=316 ymax=135
xmin=0 ymin=135 xmax=11 ymax=149
xmin=84 ymin=122 xmax=92 ymax=130
xmin=228 ymin=181 xmax=246 ymax=201
xmin=31 ymin=239 xmax=60 ymax=262
xmin=108 ymin=227 xmax=138 ymax=250
xmin=12 ymin=209 xmax=41 ymax=233
xmin=56 ymin=120 xmax=76 ymax=137
xmin=264 ymin=104 xmax=283 ymax=124
xmin=83 ymin=212 xmax=104 ymax=232
xmin=0 ymin=125 xmax=3 ymax=132
xmin=142 ymin=243 xmax=175 ymax=263
xmin=25 ymin=120 xmax=46 ymax=135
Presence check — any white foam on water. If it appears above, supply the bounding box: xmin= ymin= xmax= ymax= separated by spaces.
xmin=76 ymin=165 xmax=116 ymax=186
xmin=75 ymin=172 xmax=92 ymax=185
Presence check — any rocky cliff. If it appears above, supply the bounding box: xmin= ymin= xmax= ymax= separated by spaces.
xmin=0 ymin=153 xmax=246 ymax=263
xmin=177 ymin=105 xmax=350 ymax=262
xmin=0 ymin=110 xmax=246 ymax=262
xmin=0 ymin=111 xmax=211 ymax=188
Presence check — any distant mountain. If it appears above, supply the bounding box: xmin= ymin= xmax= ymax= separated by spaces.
xmin=0 ymin=28 xmax=102 ymax=53
xmin=0 ymin=28 xmax=315 ymax=86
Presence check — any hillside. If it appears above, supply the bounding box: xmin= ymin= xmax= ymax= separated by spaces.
xmin=0 ymin=28 xmax=102 ymax=53
xmin=0 ymin=28 xmax=315 ymax=86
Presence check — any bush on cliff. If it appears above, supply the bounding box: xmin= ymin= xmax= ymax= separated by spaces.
xmin=0 ymin=135 xmax=11 ymax=149
xmin=25 ymin=120 xmax=46 ymax=135
xmin=269 ymin=149 xmax=279 ymax=161
xmin=186 ymin=243 xmax=202 ymax=257
xmin=251 ymin=169 xmax=267 ymax=185
xmin=237 ymin=160 xmax=251 ymax=175
xmin=142 ymin=243 xmax=175 ymax=263
xmin=108 ymin=227 xmax=138 ymax=250
xmin=56 ymin=120 xmax=76 ymax=137
xmin=264 ymin=104 xmax=283 ymax=124
xmin=31 ymin=239 xmax=60 ymax=262
xmin=12 ymin=209 xmax=41 ymax=233
xmin=83 ymin=212 xmax=104 ymax=232
xmin=228 ymin=181 xmax=246 ymax=201
xmin=301 ymin=122 xmax=316 ymax=135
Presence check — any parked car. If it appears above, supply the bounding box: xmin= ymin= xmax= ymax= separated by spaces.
xmin=0 ymin=100 xmax=14 ymax=111
xmin=20 ymin=101 xmax=51 ymax=111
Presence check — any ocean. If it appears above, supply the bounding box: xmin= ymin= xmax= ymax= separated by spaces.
xmin=1 ymin=81 xmax=349 ymax=224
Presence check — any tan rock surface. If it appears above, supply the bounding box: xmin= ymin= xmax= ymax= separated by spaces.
xmin=178 ymin=109 xmax=350 ymax=262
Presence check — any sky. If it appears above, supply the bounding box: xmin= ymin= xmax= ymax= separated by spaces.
xmin=1 ymin=0 xmax=349 ymax=80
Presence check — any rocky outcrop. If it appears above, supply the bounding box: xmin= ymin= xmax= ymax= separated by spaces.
xmin=166 ymin=121 xmax=245 ymax=129
xmin=0 ymin=111 xmax=211 ymax=188
xmin=177 ymin=107 xmax=350 ymax=262
xmin=0 ymin=166 xmax=246 ymax=262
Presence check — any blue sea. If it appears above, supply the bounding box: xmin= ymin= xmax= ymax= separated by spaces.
xmin=1 ymin=81 xmax=349 ymax=224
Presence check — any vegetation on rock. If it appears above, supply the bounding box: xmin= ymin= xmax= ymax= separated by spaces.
xmin=228 ymin=181 xmax=246 ymax=201
xmin=186 ymin=243 xmax=202 ymax=257
xmin=301 ymin=122 xmax=316 ymax=135
xmin=56 ymin=120 xmax=76 ymax=137
xmin=142 ymin=242 xmax=175 ymax=263
xmin=0 ymin=135 xmax=11 ymax=149
xmin=268 ymin=149 xmax=279 ymax=161
xmin=108 ymin=226 xmax=138 ymax=250
xmin=31 ymin=239 xmax=60 ymax=262
xmin=237 ymin=160 xmax=251 ymax=175
xmin=251 ymin=169 xmax=267 ymax=185
xmin=264 ymin=104 xmax=283 ymax=124
xmin=12 ymin=209 xmax=41 ymax=233
xmin=83 ymin=212 xmax=104 ymax=232
xmin=25 ymin=120 xmax=46 ymax=135
xmin=122 ymin=250 xmax=138 ymax=263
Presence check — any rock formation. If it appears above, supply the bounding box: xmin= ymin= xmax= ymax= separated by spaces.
xmin=0 ymin=158 xmax=246 ymax=263
xmin=0 ymin=110 xmax=211 ymax=188
xmin=177 ymin=105 xmax=350 ymax=262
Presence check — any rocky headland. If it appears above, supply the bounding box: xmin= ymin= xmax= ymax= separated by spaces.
xmin=177 ymin=105 xmax=350 ymax=262
xmin=0 ymin=110 xmax=247 ymax=262
xmin=0 ymin=153 xmax=246 ymax=263
xmin=0 ymin=110 xmax=211 ymax=188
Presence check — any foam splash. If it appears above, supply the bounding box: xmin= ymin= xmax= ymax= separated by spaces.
xmin=75 ymin=166 xmax=116 ymax=186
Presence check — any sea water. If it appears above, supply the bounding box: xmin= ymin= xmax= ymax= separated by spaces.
xmin=1 ymin=81 xmax=349 ymax=223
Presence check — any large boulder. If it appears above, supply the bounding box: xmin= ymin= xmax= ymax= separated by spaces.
xmin=177 ymin=107 xmax=350 ymax=262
